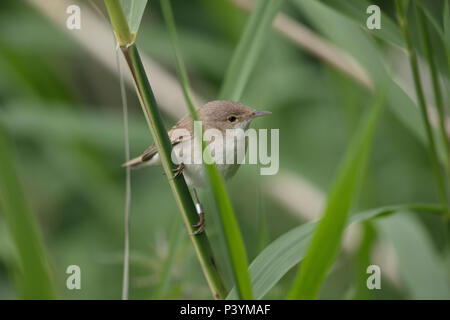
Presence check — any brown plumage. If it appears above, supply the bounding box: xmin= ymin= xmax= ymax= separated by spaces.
xmin=122 ymin=100 xmax=260 ymax=169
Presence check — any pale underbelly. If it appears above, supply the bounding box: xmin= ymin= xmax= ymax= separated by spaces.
xmin=182 ymin=162 xmax=240 ymax=188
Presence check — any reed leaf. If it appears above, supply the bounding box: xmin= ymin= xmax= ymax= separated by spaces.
xmin=120 ymin=0 xmax=148 ymax=35
xmin=227 ymin=204 xmax=444 ymax=299
xmin=293 ymin=0 xmax=448 ymax=168
xmin=0 ymin=126 xmax=54 ymax=299
xmin=218 ymin=0 xmax=285 ymax=101
xmin=287 ymin=90 xmax=385 ymax=299
xmin=318 ymin=0 xmax=404 ymax=46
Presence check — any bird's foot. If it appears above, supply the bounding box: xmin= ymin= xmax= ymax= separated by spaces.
xmin=190 ymin=188 xmax=205 ymax=236
xmin=189 ymin=212 xmax=205 ymax=236
xmin=171 ymin=162 xmax=185 ymax=180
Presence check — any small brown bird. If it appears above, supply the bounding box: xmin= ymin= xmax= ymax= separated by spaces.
xmin=123 ymin=100 xmax=271 ymax=234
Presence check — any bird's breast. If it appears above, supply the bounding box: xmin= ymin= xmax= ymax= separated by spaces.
xmin=172 ymin=133 xmax=247 ymax=188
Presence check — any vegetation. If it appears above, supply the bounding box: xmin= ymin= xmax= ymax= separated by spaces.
xmin=0 ymin=0 xmax=449 ymax=299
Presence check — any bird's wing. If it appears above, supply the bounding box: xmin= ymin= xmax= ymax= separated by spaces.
xmin=141 ymin=131 xmax=188 ymax=161
xmin=141 ymin=145 xmax=158 ymax=162
xmin=122 ymin=116 xmax=192 ymax=169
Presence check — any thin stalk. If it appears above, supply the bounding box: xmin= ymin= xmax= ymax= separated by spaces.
xmin=104 ymin=0 xmax=227 ymax=299
xmin=414 ymin=1 xmax=450 ymax=174
xmin=395 ymin=0 xmax=449 ymax=212
xmin=159 ymin=0 xmax=197 ymax=117
xmin=105 ymin=0 xmax=134 ymax=46
xmin=160 ymin=0 xmax=253 ymax=299
xmin=442 ymin=0 xmax=450 ymax=78
xmin=116 ymin=46 xmax=131 ymax=300
xmin=414 ymin=1 xmax=450 ymax=259
xmin=287 ymin=90 xmax=385 ymax=299
xmin=219 ymin=0 xmax=285 ymax=101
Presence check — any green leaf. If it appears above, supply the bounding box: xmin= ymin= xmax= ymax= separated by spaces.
xmin=287 ymin=90 xmax=385 ymax=299
xmin=376 ymin=212 xmax=450 ymax=299
xmin=218 ymin=0 xmax=285 ymax=101
xmin=0 ymin=126 xmax=54 ymax=299
xmin=318 ymin=0 xmax=404 ymax=46
xmin=105 ymin=0 xmax=133 ymax=46
xmin=226 ymin=204 xmax=443 ymax=299
xmin=120 ymin=0 xmax=148 ymax=35
xmin=292 ymin=0 xmax=448 ymax=167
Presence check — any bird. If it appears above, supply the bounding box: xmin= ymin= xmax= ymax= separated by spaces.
xmin=123 ymin=100 xmax=271 ymax=234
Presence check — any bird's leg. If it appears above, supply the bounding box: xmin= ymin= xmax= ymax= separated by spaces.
xmin=171 ymin=162 xmax=185 ymax=179
xmin=190 ymin=188 xmax=205 ymax=236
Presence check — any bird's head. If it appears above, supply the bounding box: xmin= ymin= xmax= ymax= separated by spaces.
xmin=199 ymin=100 xmax=271 ymax=131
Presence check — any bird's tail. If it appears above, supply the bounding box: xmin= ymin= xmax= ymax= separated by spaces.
xmin=122 ymin=156 xmax=147 ymax=169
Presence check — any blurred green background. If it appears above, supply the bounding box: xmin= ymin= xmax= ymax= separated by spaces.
xmin=0 ymin=0 xmax=449 ymax=299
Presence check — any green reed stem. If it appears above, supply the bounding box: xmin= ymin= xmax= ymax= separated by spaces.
xmin=104 ymin=0 xmax=227 ymax=299
xmin=160 ymin=0 xmax=253 ymax=299
xmin=395 ymin=0 xmax=449 ymax=212
xmin=414 ymin=1 xmax=450 ymax=175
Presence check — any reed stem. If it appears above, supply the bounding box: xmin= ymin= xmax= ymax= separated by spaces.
xmin=104 ymin=0 xmax=227 ymax=299
xmin=160 ymin=0 xmax=253 ymax=299
xmin=395 ymin=0 xmax=449 ymax=212
xmin=414 ymin=1 xmax=450 ymax=175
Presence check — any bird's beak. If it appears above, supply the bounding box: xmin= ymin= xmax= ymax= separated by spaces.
xmin=250 ymin=110 xmax=272 ymax=118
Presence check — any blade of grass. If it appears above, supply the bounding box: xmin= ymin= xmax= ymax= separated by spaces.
xmin=318 ymin=0 xmax=404 ymax=46
xmin=292 ymin=0 xmax=448 ymax=167
xmin=0 ymin=126 xmax=54 ymax=299
xmin=218 ymin=0 xmax=285 ymax=101
xmin=104 ymin=0 xmax=227 ymax=300
xmin=113 ymin=0 xmax=147 ymax=300
xmin=395 ymin=0 xmax=449 ymax=212
xmin=416 ymin=0 xmax=450 ymax=77
xmin=120 ymin=0 xmax=148 ymax=35
xmin=160 ymin=0 xmax=253 ymax=299
xmin=415 ymin=1 xmax=450 ymax=173
xmin=287 ymin=90 xmax=385 ymax=299
xmin=352 ymin=222 xmax=376 ymax=299
xmin=115 ymin=45 xmax=131 ymax=300
xmin=227 ymin=203 xmax=444 ymax=299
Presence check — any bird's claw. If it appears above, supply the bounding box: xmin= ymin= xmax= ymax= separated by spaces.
xmin=170 ymin=162 xmax=185 ymax=180
xmin=189 ymin=212 xmax=205 ymax=236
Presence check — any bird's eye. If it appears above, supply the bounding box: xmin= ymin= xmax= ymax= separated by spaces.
xmin=227 ymin=116 xmax=237 ymax=122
